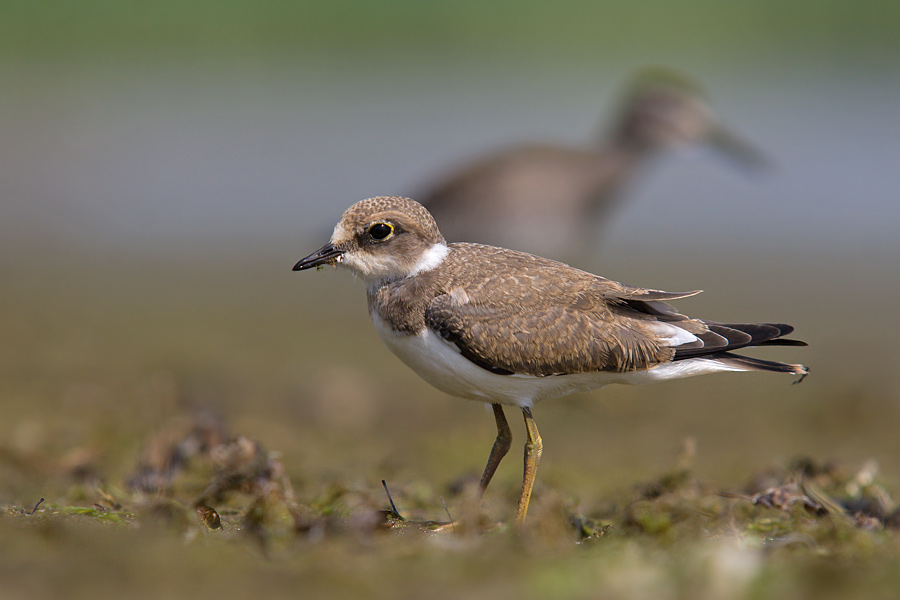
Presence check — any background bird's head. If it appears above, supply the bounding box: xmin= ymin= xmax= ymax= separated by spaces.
xmin=609 ymin=67 xmax=766 ymax=168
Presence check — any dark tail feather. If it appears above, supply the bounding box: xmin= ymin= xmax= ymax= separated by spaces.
xmin=732 ymin=323 xmax=807 ymax=347
xmin=675 ymin=321 xmax=807 ymax=359
xmin=715 ymin=352 xmax=808 ymax=374
xmin=720 ymin=322 xmax=795 ymax=344
xmin=757 ymin=338 xmax=807 ymax=347
xmin=672 ymin=320 xmax=809 ymax=381
xmin=714 ymin=352 xmax=810 ymax=382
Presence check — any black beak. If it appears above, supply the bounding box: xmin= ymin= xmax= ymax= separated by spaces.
xmin=707 ymin=124 xmax=771 ymax=171
xmin=292 ymin=242 xmax=344 ymax=271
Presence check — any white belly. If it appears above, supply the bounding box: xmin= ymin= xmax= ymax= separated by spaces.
xmin=370 ymin=313 xmax=753 ymax=409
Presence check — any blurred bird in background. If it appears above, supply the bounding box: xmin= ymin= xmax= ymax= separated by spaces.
xmin=416 ymin=68 xmax=767 ymax=258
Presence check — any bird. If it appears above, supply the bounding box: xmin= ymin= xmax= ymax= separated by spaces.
xmin=416 ymin=68 xmax=766 ymax=257
xmin=293 ymin=196 xmax=807 ymax=523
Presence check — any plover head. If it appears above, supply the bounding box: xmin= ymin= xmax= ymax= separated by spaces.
xmin=293 ymin=196 xmax=449 ymax=285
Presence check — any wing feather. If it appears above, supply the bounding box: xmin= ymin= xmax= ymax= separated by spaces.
xmin=418 ymin=243 xmax=804 ymax=378
xmin=423 ymin=245 xmax=699 ymax=376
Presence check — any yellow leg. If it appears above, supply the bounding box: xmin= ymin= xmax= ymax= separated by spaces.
xmin=479 ymin=403 xmax=512 ymax=494
xmin=515 ymin=407 xmax=542 ymax=523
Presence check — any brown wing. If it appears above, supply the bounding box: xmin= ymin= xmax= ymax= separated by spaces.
xmin=424 ymin=244 xmax=703 ymax=376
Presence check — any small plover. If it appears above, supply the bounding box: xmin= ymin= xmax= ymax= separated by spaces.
xmin=294 ymin=196 xmax=807 ymax=523
xmin=418 ymin=68 xmax=766 ymax=256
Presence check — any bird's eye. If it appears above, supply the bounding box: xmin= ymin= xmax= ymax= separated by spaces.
xmin=368 ymin=222 xmax=394 ymax=240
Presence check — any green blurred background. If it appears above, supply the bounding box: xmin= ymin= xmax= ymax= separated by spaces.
xmin=2 ymin=1 xmax=900 ymax=598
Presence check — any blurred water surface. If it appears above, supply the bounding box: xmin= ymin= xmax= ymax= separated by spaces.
xmin=1 ymin=10 xmax=898 ymax=260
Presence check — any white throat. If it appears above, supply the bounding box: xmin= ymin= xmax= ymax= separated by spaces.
xmin=409 ymin=243 xmax=450 ymax=276
xmin=338 ymin=241 xmax=449 ymax=292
